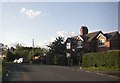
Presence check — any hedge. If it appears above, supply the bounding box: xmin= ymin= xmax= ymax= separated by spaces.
xmin=82 ymin=50 xmax=120 ymax=68
xmin=46 ymin=54 xmax=54 ymax=65
xmin=1 ymin=59 xmax=7 ymax=80
xmin=56 ymin=55 xmax=67 ymax=66
xmin=46 ymin=54 xmax=67 ymax=66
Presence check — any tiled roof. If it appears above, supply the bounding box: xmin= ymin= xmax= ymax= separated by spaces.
xmin=70 ymin=31 xmax=102 ymax=42
xmin=71 ymin=35 xmax=84 ymax=40
xmin=71 ymin=35 xmax=79 ymax=39
xmin=85 ymin=31 xmax=102 ymax=42
xmin=104 ymin=31 xmax=118 ymax=39
xmin=68 ymin=31 xmax=119 ymax=43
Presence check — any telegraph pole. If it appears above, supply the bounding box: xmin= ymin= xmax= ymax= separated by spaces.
xmin=32 ymin=39 xmax=34 ymax=56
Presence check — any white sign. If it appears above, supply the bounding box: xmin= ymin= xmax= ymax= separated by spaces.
xmin=66 ymin=53 xmax=71 ymax=58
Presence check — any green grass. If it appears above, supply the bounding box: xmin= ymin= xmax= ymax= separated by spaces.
xmin=82 ymin=66 xmax=119 ymax=71
xmin=0 ymin=59 xmax=2 ymax=74
xmin=82 ymin=66 xmax=120 ymax=77
xmin=0 ymin=58 xmax=7 ymax=79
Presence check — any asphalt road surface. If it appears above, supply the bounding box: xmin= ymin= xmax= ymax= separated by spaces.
xmin=3 ymin=63 xmax=119 ymax=82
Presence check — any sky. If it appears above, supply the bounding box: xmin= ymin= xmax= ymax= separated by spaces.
xmin=0 ymin=1 xmax=119 ymax=48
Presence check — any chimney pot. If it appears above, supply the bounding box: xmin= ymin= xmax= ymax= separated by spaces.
xmin=80 ymin=26 xmax=88 ymax=36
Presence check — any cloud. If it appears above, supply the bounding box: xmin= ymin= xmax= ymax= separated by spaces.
xmin=56 ymin=31 xmax=78 ymax=37
xmin=39 ymin=37 xmax=56 ymax=48
xmin=6 ymin=30 xmax=78 ymax=49
xmin=39 ymin=40 xmax=48 ymax=48
xmin=67 ymin=32 xmax=78 ymax=37
xmin=39 ymin=31 xmax=78 ymax=48
xmin=57 ymin=31 xmax=67 ymax=37
xmin=20 ymin=7 xmax=42 ymax=18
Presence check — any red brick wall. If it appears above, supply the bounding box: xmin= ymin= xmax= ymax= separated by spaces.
xmin=110 ymin=34 xmax=120 ymax=50
xmin=105 ymin=41 xmax=110 ymax=48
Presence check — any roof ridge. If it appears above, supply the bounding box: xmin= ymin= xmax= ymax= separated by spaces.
xmin=87 ymin=30 xmax=102 ymax=34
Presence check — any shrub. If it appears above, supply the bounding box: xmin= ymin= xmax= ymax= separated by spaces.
xmin=46 ymin=54 xmax=54 ymax=65
xmin=2 ymin=59 xmax=7 ymax=80
xmin=46 ymin=54 xmax=67 ymax=66
xmin=57 ymin=55 xmax=67 ymax=66
xmin=82 ymin=50 xmax=120 ymax=68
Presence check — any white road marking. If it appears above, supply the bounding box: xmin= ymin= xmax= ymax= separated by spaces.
xmin=85 ymin=71 xmax=91 ymax=73
xmin=6 ymin=73 xmax=8 ymax=77
xmin=71 ymin=69 xmax=74 ymax=70
xmin=96 ymin=73 xmax=104 ymax=75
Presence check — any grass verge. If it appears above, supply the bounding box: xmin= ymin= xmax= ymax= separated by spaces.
xmin=82 ymin=67 xmax=120 ymax=77
xmin=83 ymin=67 xmax=119 ymax=71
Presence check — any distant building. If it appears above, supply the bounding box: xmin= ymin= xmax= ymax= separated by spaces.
xmin=65 ymin=26 xmax=120 ymax=65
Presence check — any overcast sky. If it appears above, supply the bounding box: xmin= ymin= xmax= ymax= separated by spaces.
xmin=0 ymin=1 xmax=119 ymax=48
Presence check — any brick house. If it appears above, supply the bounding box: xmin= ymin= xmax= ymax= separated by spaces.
xmin=65 ymin=26 xmax=120 ymax=65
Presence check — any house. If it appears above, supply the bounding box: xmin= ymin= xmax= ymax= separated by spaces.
xmin=104 ymin=31 xmax=120 ymax=50
xmin=65 ymin=26 xmax=120 ymax=65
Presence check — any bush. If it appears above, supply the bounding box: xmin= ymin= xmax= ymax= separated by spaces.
xmin=82 ymin=50 xmax=120 ymax=68
xmin=57 ymin=55 xmax=67 ymax=66
xmin=46 ymin=53 xmax=67 ymax=66
xmin=46 ymin=54 xmax=54 ymax=65
xmin=2 ymin=59 xmax=7 ymax=80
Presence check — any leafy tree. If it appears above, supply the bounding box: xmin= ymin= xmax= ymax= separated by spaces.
xmin=13 ymin=44 xmax=25 ymax=58
xmin=34 ymin=47 xmax=43 ymax=56
xmin=6 ymin=49 xmax=14 ymax=62
xmin=27 ymin=51 xmax=33 ymax=61
xmin=4 ymin=43 xmax=47 ymax=63
xmin=47 ymin=37 xmax=65 ymax=55
xmin=46 ymin=37 xmax=66 ymax=65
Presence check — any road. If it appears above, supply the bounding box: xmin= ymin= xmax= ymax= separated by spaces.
xmin=3 ymin=63 xmax=119 ymax=82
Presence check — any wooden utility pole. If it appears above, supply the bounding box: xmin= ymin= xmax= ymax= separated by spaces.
xmin=32 ymin=39 xmax=34 ymax=56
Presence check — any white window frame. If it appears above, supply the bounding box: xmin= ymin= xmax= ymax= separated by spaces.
xmin=66 ymin=43 xmax=71 ymax=49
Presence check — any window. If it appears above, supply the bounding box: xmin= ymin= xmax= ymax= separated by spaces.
xmin=100 ymin=39 xmax=105 ymax=45
xmin=66 ymin=43 xmax=71 ymax=49
xmin=98 ymin=39 xmax=105 ymax=47
xmin=77 ymin=41 xmax=82 ymax=48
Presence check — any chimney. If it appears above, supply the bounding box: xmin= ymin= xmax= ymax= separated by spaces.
xmin=80 ymin=26 xmax=88 ymax=36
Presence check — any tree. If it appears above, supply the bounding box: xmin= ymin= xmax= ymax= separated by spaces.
xmin=13 ymin=44 xmax=31 ymax=62
xmin=34 ymin=47 xmax=43 ymax=56
xmin=27 ymin=51 xmax=33 ymax=61
xmin=6 ymin=49 xmax=14 ymax=62
xmin=4 ymin=43 xmax=47 ymax=63
xmin=46 ymin=37 xmax=67 ymax=65
xmin=47 ymin=37 xmax=65 ymax=55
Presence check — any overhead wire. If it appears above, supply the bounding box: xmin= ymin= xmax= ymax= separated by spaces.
xmin=6 ymin=0 xmax=44 ymax=47
xmin=5 ymin=0 xmax=32 ymax=39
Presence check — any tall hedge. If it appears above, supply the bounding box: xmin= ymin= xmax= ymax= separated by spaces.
xmin=82 ymin=50 xmax=120 ymax=68
xmin=46 ymin=54 xmax=67 ymax=66
xmin=56 ymin=55 xmax=67 ymax=66
xmin=46 ymin=54 xmax=54 ymax=65
xmin=2 ymin=59 xmax=7 ymax=80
